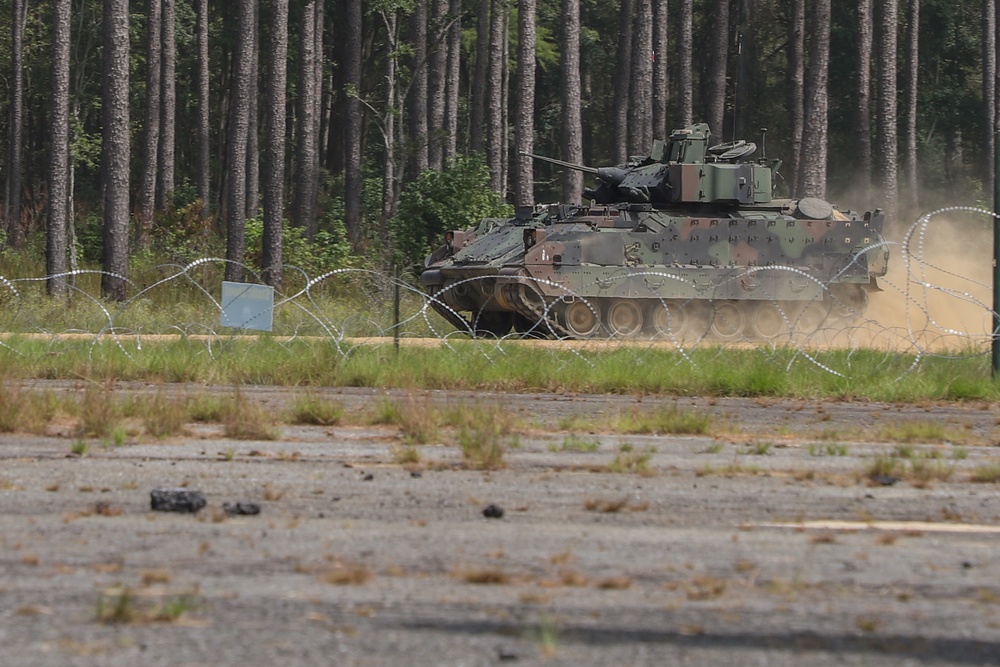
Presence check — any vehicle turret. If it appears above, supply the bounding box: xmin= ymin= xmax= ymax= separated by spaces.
xmin=524 ymin=123 xmax=781 ymax=206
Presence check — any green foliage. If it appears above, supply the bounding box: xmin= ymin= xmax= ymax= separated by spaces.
xmin=392 ymin=155 xmax=511 ymax=269
xmin=244 ymin=217 xmax=352 ymax=278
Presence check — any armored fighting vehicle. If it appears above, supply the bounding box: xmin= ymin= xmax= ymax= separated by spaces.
xmin=420 ymin=123 xmax=889 ymax=340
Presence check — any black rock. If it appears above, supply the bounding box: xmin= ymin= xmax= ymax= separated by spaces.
xmin=362 ymin=473 xmax=374 ymax=481
xmin=496 ymin=644 xmax=519 ymax=661
xmin=482 ymin=504 xmax=504 ymax=519
xmin=410 ymin=471 xmax=422 ymax=478
xmin=871 ymin=475 xmax=898 ymax=486
xmin=150 ymin=488 xmax=206 ymax=513
xmin=223 ymin=502 xmax=261 ymax=516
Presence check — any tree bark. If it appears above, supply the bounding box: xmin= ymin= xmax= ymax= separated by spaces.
xmin=138 ymin=0 xmax=162 ymax=249
xmin=407 ymin=0 xmax=429 ymax=175
xmin=788 ymin=0 xmax=804 ymax=195
xmin=344 ymin=0 xmax=363 ymax=246
xmin=875 ymin=0 xmax=898 ymax=225
xmin=485 ymin=0 xmax=506 ymax=192
xmin=294 ymin=0 xmax=320 ymax=237
xmin=445 ymin=0 xmax=462 ymax=160
xmin=225 ymin=0 xmax=254 ymax=283
xmin=6 ymin=0 xmax=25 ymax=248
xmin=245 ymin=0 xmax=260 ymax=219
xmin=799 ymin=0 xmax=830 ymax=198
xmin=262 ymin=0 xmax=288 ymax=289
xmin=853 ymin=0 xmax=873 ymax=200
xmin=706 ymin=0 xmax=730 ymax=141
xmin=628 ymin=0 xmax=654 ymax=155
xmin=984 ymin=0 xmax=996 ymax=190
xmin=427 ymin=0 xmax=449 ymax=170
xmin=560 ymin=0 xmax=583 ymax=202
xmin=380 ymin=8 xmax=400 ymax=241
xmin=679 ymin=0 xmax=692 ymax=126
xmin=48 ymin=0 xmax=71 ymax=295
xmin=612 ymin=0 xmax=634 ymax=163
xmin=514 ymin=0 xmax=537 ymax=208
xmin=158 ymin=0 xmax=176 ymax=210
xmin=101 ymin=0 xmax=131 ymax=301
xmin=470 ymin=0 xmax=490 ymax=153
xmin=197 ymin=0 xmax=211 ymax=214
xmin=652 ymin=0 xmax=669 ymax=140
xmin=903 ymin=0 xmax=919 ymax=214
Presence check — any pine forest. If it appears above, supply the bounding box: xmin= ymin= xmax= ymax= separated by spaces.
xmin=0 ymin=0 xmax=996 ymax=294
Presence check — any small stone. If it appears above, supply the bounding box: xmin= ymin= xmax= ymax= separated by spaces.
xmin=482 ymin=504 xmax=504 ymax=519
xmin=410 ymin=471 xmax=422 ymax=478
xmin=150 ymin=488 xmax=206 ymax=513
xmin=362 ymin=473 xmax=374 ymax=481
xmin=872 ymin=475 xmax=898 ymax=487
xmin=496 ymin=644 xmax=519 ymax=661
xmin=222 ymin=502 xmax=261 ymax=516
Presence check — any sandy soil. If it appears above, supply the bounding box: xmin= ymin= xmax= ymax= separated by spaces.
xmin=2 ymin=383 xmax=1000 ymax=666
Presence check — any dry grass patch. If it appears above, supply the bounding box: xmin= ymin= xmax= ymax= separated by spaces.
xmin=141 ymin=392 xmax=188 ymax=439
xmin=287 ymin=394 xmax=343 ymax=426
xmin=322 ymin=562 xmax=373 ymax=586
xmin=596 ymin=576 xmax=632 ymax=590
xmin=222 ymin=387 xmax=277 ymax=440
xmin=456 ymin=567 xmax=511 ymax=585
xmin=970 ymin=462 xmax=1000 ymax=483
xmin=685 ymin=575 xmax=727 ymax=601
xmin=613 ymin=406 xmax=712 ymax=436
xmin=608 ymin=443 xmax=654 ymax=474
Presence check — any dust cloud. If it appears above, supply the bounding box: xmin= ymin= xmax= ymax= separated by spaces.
xmin=861 ymin=209 xmax=995 ymax=353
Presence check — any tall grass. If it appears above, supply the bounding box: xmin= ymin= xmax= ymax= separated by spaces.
xmin=0 ymin=338 xmax=999 ymax=401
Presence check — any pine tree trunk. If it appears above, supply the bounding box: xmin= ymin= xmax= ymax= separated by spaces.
xmin=101 ymin=0 xmax=131 ymax=301
xmin=197 ymin=0 xmax=211 ymax=214
xmin=875 ymin=0 xmax=898 ymax=225
xmin=138 ymin=0 xmax=162 ymax=249
xmin=984 ymin=0 xmax=995 ymax=190
xmin=560 ymin=0 xmax=583 ymax=202
xmin=344 ymin=0 xmax=363 ymax=246
xmin=245 ymin=0 xmax=260 ymax=219
xmin=799 ymin=0 xmax=830 ymax=198
xmin=903 ymin=0 xmax=919 ymax=214
xmin=470 ymin=0 xmax=489 ymax=153
xmin=48 ymin=0 xmax=71 ymax=296
xmin=788 ymin=0 xmax=804 ymax=195
xmin=294 ymin=0 xmax=319 ymax=236
xmin=485 ymin=0 xmax=506 ymax=192
xmin=652 ymin=0 xmax=669 ymax=141
xmin=225 ymin=0 xmax=254 ymax=283
xmin=262 ymin=0 xmax=289 ymax=289
xmin=427 ymin=0 xmax=448 ymax=170
xmin=612 ymin=0 xmax=634 ymax=163
xmin=514 ymin=0 xmax=536 ymax=208
xmin=853 ymin=0 xmax=873 ymax=201
xmin=627 ymin=0 xmax=653 ymax=155
xmin=679 ymin=0 xmax=692 ymax=126
xmin=6 ymin=0 xmax=25 ymax=248
xmin=706 ymin=0 xmax=729 ymax=141
xmin=445 ymin=0 xmax=462 ymax=160
xmin=158 ymin=0 xmax=176 ymax=210
xmin=407 ymin=1 xmax=429 ymax=175
xmin=380 ymin=9 xmax=400 ymax=240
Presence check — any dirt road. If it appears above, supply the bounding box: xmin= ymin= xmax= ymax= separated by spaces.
xmin=2 ymin=384 xmax=1000 ymax=666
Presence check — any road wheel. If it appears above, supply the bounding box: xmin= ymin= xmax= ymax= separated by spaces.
xmin=650 ymin=301 xmax=688 ymax=339
xmin=793 ymin=302 xmax=829 ymax=335
xmin=606 ymin=300 xmax=643 ymax=337
xmin=709 ymin=301 xmax=746 ymax=341
xmin=561 ymin=300 xmax=601 ymax=338
xmin=749 ymin=302 xmax=788 ymax=340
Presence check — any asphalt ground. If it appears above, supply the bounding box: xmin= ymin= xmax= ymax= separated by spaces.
xmin=2 ymin=384 xmax=999 ymax=666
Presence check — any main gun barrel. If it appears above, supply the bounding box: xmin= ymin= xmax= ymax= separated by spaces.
xmin=520 ymin=151 xmax=600 ymax=175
